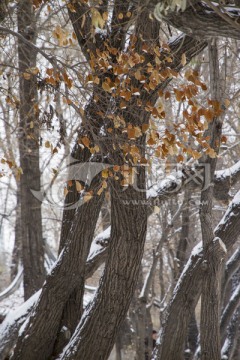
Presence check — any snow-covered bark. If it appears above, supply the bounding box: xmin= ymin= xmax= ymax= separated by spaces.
xmin=222 ymin=247 xmax=240 ymax=303
xmin=152 ymin=188 xmax=240 ymax=360
xmin=11 ymin=186 xmax=105 ymax=360
xmin=0 ymin=290 xmax=40 ymax=360
xmin=0 ymin=226 xmax=109 ymax=358
xmin=221 ymin=283 xmax=240 ymax=336
xmin=154 ymin=1 xmax=240 ymax=40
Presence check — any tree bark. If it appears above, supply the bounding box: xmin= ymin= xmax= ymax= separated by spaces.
xmin=176 ymin=189 xmax=190 ymax=277
xmin=199 ymin=40 xmax=225 ymax=360
xmin=59 ymin=172 xmax=148 ymax=360
xmin=221 ymin=282 xmax=240 ymax=337
xmin=152 ymin=186 xmax=240 ymax=360
xmin=11 ymin=181 xmax=105 ymax=360
xmin=10 ymin=4 xmax=223 ymax=360
xmin=17 ymin=0 xmax=45 ymax=300
xmin=221 ymin=307 xmax=240 ymax=360
xmin=154 ymin=2 xmax=240 ymax=40
xmin=222 ymin=247 xmax=240 ymax=300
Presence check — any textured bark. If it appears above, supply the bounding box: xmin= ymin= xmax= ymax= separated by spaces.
xmin=51 ymin=3 xmax=131 ymax=355
xmin=199 ymin=40 xmax=224 ymax=360
xmin=154 ymin=2 xmax=240 ymax=40
xmin=0 ymin=290 xmax=40 ymax=360
xmin=214 ymin=161 xmax=240 ymax=203
xmin=57 ymin=10 xmax=162 ymax=359
xmin=186 ymin=313 xmax=199 ymax=359
xmin=53 ymin=105 xmax=108 ymax=356
xmin=11 ymin=3 xmax=234 ymax=359
xmin=132 ymin=271 xmax=148 ymax=360
xmin=115 ymin=334 xmax=123 ymax=360
xmin=59 ymin=173 xmax=148 ymax=360
xmin=176 ymin=189 xmax=190 ymax=277
xmin=200 ymin=238 xmax=226 ymax=360
xmin=0 ymin=243 xmax=108 ymax=359
xmin=221 ymin=307 xmax=240 ymax=360
xmin=153 ymin=247 xmax=203 ymax=360
xmin=221 ymin=269 xmax=240 ymax=359
xmin=11 ymin=183 xmax=104 ymax=360
xmin=152 ymin=187 xmax=240 ymax=360
xmin=101 ymin=199 xmax=111 ymax=231
xmin=222 ymin=247 xmax=240 ymax=297
xmin=17 ymin=0 xmax=45 ymax=300
xmin=221 ymin=282 xmax=240 ymax=337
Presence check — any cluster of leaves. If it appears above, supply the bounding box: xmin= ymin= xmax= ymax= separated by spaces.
xmin=60 ymin=35 xmax=227 ymax=195
xmin=80 ymin=38 xmax=225 ymax=162
xmin=0 ymin=158 xmax=23 ymax=180
xmin=0 ymin=4 xmax=228 ymax=198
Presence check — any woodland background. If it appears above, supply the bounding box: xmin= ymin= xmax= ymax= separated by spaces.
xmin=0 ymin=0 xmax=240 ymax=359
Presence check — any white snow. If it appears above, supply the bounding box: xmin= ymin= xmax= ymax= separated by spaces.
xmin=215 ymin=160 xmax=240 ymax=180
xmin=147 ymin=188 xmax=158 ymax=198
xmin=221 ymin=337 xmax=230 ymax=358
xmin=213 ymin=237 xmax=227 ymax=254
xmin=171 ymin=241 xmax=203 ymax=297
xmin=0 ymin=289 xmax=40 ymax=338
xmin=87 ymin=227 xmax=111 ymax=261
xmin=215 ymin=190 xmax=240 ymax=230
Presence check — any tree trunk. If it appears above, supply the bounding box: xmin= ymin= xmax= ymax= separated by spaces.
xmin=17 ymin=0 xmax=45 ymax=300
xmin=199 ymin=40 xmax=225 ymax=360
xmin=59 ymin=170 xmax=148 ymax=360
xmin=11 ymin=180 xmax=105 ymax=360
xmin=11 ymin=4 xmax=210 ymax=359
xmin=152 ymin=185 xmax=240 ymax=360
xmin=176 ymin=189 xmax=190 ymax=278
xmin=186 ymin=312 xmax=199 ymax=359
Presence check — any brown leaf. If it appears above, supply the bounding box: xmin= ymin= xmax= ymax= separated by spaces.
xmin=181 ymin=53 xmax=187 ymax=66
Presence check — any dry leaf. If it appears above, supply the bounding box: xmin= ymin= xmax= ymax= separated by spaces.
xmin=181 ymin=53 xmax=187 ymax=66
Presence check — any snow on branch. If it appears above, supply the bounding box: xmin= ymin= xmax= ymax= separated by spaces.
xmin=221 ymin=282 xmax=240 ymax=335
xmin=154 ymin=1 xmax=240 ymax=40
xmin=0 ymin=290 xmax=41 ymax=360
xmin=215 ymin=190 xmax=240 ymax=247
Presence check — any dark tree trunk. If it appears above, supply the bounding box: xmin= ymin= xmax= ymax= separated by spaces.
xmin=199 ymin=40 xmax=225 ymax=360
xmin=11 ymin=181 xmax=105 ymax=360
xmin=17 ymin=0 xmax=45 ymax=300
xmin=59 ymin=170 xmax=148 ymax=360
xmin=186 ymin=312 xmax=199 ymax=359
xmin=176 ymin=189 xmax=190 ymax=278
xmin=154 ymin=2 xmax=240 ymax=41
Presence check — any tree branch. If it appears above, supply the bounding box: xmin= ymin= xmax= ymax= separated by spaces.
xmin=154 ymin=2 xmax=240 ymax=40
xmin=152 ymin=189 xmax=240 ymax=360
xmin=221 ymin=282 xmax=240 ymax=336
